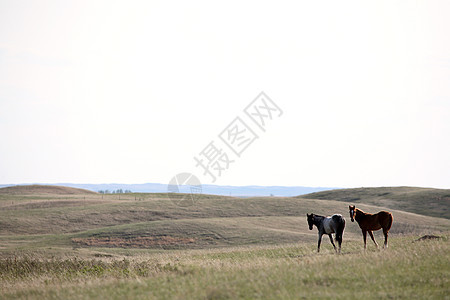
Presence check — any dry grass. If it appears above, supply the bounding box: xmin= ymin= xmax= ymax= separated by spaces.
xmin=0 ymin=235 xmax=448 ymax=299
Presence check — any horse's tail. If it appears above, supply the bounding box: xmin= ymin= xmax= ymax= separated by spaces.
xmin=333 ymin=215 xmax=346 ymax=243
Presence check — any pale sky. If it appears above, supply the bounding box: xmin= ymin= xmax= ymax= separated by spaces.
xmin=0 ymin=1 xmax=449 ymax=188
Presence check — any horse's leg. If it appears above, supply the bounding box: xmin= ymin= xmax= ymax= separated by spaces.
xmin=383 ymin=228 xmax=389 ymax=248
xmin=328 ymin=234 xmax=337 ymax=252
xmin=362 ymin=230 xmax=367 ymax=250
xmin=317 ymin=233 xmax=323 ymax=253
xmin=368 ymin=231 xmax=379 ymax=248
xmin=337 ymin=234 xmax=342 ymax=253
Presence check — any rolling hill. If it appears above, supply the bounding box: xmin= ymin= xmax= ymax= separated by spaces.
xmin=0 ymin=182 xmax=336 ymax=196
xmin=0 ymin=184 xmax=97 ymax=195
xmin=299 ymin=186 xmax=450 ymax=219
xmin=0 ymin=185 xmax=449 ymax=299
xmin=0 ymin=185 xmax=448 ymax=257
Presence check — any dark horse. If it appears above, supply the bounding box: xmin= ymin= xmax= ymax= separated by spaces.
xmin=307 ymin=213 xmax=345 ymax=253
xmin=349 ymin=205 xmax=393 ymax=249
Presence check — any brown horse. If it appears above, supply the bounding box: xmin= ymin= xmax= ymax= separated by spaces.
xmin=349 ymin=205 xmax=393 ymax=249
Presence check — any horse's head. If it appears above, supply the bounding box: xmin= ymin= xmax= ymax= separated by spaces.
xmin=349 ymin=205 xmax=356 ymax=222
xmin=307 ymin=213 xmax=314 ymax=230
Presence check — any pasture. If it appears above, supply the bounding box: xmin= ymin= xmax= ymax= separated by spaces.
xmin=0 ymin=185 xmax=449 ymax=299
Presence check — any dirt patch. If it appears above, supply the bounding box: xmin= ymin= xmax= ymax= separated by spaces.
xmin=72 ymin=236 xmax=196 ymax=248
xmin=415 ymin=235 xmax=441 ymax=242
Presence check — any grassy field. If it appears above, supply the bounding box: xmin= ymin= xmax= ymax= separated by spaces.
xmin=0 ymin=185 xmax=449 ymax=299
xmin=1 ymin=236 xmax=448 ymax=299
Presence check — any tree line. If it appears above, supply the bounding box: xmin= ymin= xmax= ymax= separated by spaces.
xmin=98 ymin=189 xmax=132 ymax=194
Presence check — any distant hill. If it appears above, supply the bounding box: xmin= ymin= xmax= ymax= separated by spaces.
xmin=299 ymin=186 xmax=450 ymax=219
xmin=0 ymin=185 xmax=97 ymax=195
xmin=0 ymin=183 xmax=335 ymax=196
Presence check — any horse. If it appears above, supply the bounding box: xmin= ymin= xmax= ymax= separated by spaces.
xmin=307 ymin=213 xmax=346 ymax=253
xmin=349 ymin=205 xmax=393 ymax=249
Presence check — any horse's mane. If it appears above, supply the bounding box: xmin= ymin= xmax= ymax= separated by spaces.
xmin=313 ymin=214 xmax=325 ymax=217
xmin=355 ymin=207 xmax=368 ymax=215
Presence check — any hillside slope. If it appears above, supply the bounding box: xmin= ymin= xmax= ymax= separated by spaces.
xmin=299 ymin=186 xmax=450 ymax=219
xmin=0 ymin=185 xmax=97 ymax=195
xmin=0 ymin=191 xmax=449 ymax=256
